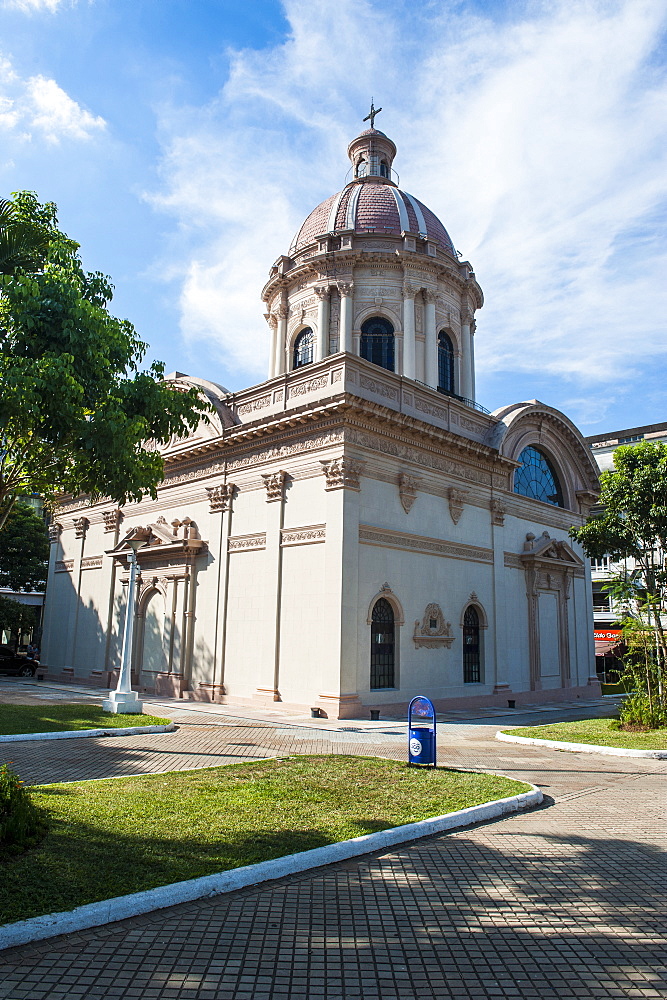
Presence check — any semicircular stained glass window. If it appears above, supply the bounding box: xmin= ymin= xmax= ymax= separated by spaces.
xmin=513 ymin=446 xmax=564 ymax=507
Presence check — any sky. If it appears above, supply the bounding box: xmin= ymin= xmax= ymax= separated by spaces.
xmin=1 ymin=0 xmax=666 ymax=435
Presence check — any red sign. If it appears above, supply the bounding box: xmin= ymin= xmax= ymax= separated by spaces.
xmin=594 ymin=630 xmax=622 ymax=641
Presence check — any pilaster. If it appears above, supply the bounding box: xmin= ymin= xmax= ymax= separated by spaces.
xmin=402 ymin=283 xmax=417 ymax=380
xmin=314 ymin=286 xmax=330 ymax=362
xmin=255 ymin=471 xmax=287 ymax=703
xmin=424 ymin=291 xmax=437 ymax=389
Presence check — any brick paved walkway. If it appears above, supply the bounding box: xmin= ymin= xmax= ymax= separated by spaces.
xmin=1 ymin=690 xmax=665 ymax=998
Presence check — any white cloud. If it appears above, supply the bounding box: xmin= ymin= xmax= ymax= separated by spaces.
xmin=0 ymin=55 xmax=105 ymax=143
xmin=150 ymin=0 xmax=667 ymax=399
xmin=2 ymin=0 xmax=71 ymax=12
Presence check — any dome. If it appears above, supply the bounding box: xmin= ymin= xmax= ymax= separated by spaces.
xmin=288 ymin=124 xmax=456 ymax=258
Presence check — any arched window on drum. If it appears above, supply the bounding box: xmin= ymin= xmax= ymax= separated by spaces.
xmin=513 ymin=446 xmax=564 ymax=507
xmin=360 ymin=316 xmax=395 ymax=373
xmin=370 ymin=598 xmax=395 ymax=689
xmin=437 ymin=331 xmax=455 ymax=395
xmin=293 ymin=327 xmax=314 ymax=370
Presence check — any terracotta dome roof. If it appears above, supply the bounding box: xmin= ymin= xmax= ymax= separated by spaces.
xmin=289 ymin=182 xmax=456 ymax=257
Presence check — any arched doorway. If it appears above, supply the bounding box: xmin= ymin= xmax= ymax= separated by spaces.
xmin=370 ymin=597 xmax=395 ymax=689
xmin=140 ymin=589 xmax=168 ymax=686
xmin=360 ymin=317 xmax=395 ymax=372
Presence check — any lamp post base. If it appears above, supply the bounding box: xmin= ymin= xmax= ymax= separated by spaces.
xmin=102 ymin=690 xmax=144 ymax=714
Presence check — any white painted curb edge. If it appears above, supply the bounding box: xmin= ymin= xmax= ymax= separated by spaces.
xmin=0 ymin=784 xmax=542 ymax=951
xmin=0 ymin=722 xmax=176 ymax=743
xmin=496 ymin=731 xmax=667 ymax=759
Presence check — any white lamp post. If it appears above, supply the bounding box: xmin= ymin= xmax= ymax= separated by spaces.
xmin=103 ymin=533 xmax=147 ymax=714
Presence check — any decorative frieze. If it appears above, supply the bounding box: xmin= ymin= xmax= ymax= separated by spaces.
xmin=81 ymin=556 xmax=103 ymax=570
xmin=48 ymin=522 xmax=63 ymax=544
xmin=103 ymin=509 xmax=122 ymax=534
xmin=228 ymin=533 xmax=267 ymax=552
xmin=358 ymin=374 xmax=399 ymax=401
xmin=288 ymin=375 xmax=329 ymax=399
xmin=359 ymin=525 xmax=493 ymax=564
xmin=413 ymin=603 xmax=454 ymax=648
xmin=261 ymin=470 xmax=287 ymax=502
xmin=73 ymin=516 xmax=90 ymax=539
xmin=237 ymin=396 xmax=271 ymax=416
xmin=398 ymin=473 xmax=420 ymax=513
xmin=55 ymin=559 xmax=74 ymax=573
xmin=206 ymin=483 xmax=236 ymax=513
xmin=320 ymin=457 xmax=365 ymax=491
xmin=281 ymin=524 xmax=326 ymax=546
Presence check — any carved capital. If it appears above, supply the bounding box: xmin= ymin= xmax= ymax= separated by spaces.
xmin=423 ymin=289 xmax=437 ymax=305
xmin=276 ymin=305 xmax=289 ymax=320
xmin=490 ymin=499 xmax=506 ymax=526
xmin=313 ymin=285 xmax=330 ymax=301
xmin=103 ymin=509 xmax=122 ymax=534
xmin=206 ymin=483 xmax=236 ymax=513
xmin=48 ymin=522 xmax=63 ymax=544
xmin=398 ymin=473 xmax=420 ymax=514
xmin=337 ymin=282 xmax=354 ymax=297
xmin=448 ymin=487 xmax=467 ymax=525
xmin=265 ymin=312 xmax=278 ymax=331
xmin=261 ymin=470 xmax=287 ymax=502
xmin=320 ymin=457 xmax=365 ymax=491
xmin=413 ymin=603 xmax=454 ymax=648
xmin=73 ymin=516 xmax=89 ymax=539
xmin=403 ymin=281 xmax=419 ymax=299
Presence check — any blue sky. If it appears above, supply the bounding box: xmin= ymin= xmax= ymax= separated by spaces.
xmin=1 ymin=0 xmax=666 ymax=434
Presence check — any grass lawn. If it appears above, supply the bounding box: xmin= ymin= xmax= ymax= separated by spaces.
xmin=0 ymin=704 xmax=171 ymax=736
xmin=1 ymin=756 xmax=529 ymax=924
xmin=501 ymin=717 xmax=667 ymax=750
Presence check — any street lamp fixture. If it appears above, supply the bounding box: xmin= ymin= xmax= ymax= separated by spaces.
xmin=102 ymin=530 xmax=149 ymax=714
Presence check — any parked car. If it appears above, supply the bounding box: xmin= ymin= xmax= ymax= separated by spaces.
xmin=0 ymin=645 xmax=36 ymax=677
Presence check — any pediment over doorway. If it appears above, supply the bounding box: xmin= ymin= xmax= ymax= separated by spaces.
xmin=106 ymin=516 xmax=207 ymax=564
xmin=520 ymin=531 xmax=584 ymax=570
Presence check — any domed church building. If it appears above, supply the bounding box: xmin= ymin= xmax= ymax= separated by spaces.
xmin=42 ymin=116 xmax=601 ymax=718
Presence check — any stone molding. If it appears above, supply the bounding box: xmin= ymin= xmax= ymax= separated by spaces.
xmin=73 ymin=516 xmax=90 ymax=539
xmin=413 ymin=603 xmax=454 ymax=648
xmin=448 ymin=487 xmax=468 ymax=524
xmin=102 ymin=509 xmax=122 ymax=534
xmin=48 ymin=523 xmax=63 ymax=544
xmin=228 ymin=533 xmax=267 ymax=552
xmin=490 ymin=499 xmax=506 ymax=526
xmin=398 ymin=473 xmax=420 ymax=513
xmin=55 ymin=559 xmax=74 ymax=573
xmin=359 ymin=525 xmax=493 ymax=564
xmin=320 ymin=457 xmax=365 ymax=491
xmin=81 ymin=556 xmax=103 ymax=571
xmin=206 ymin=483 xmax=236 ymax=513
xmin=281 ymin=524 xmax=326 ymax=546
xmin=261 ymin=470 xmax=287 ymax=502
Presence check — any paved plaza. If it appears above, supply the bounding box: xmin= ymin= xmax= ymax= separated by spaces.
xmin=0 ymin=681 xmax=665 ymax=999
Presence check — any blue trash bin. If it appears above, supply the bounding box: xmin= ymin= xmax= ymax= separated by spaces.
xmin=408 ymin=696 xmax=437 ymax=766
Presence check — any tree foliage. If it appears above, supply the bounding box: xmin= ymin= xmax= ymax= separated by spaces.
xmin=0 ymin=502 xmax=49 ymax=592
xmin=0 ymin=594 xmax=37 ymax=639
xmin=0 ymin=192 xmax=209 ymax=529
xmin=570 ymin=441 xmax=667 ymax=727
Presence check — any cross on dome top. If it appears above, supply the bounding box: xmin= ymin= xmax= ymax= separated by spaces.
xmin=363 ymin=99 xmax=382 ymax=130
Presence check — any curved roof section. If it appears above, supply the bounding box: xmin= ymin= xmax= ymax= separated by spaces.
xmin=289 ymin=183 xmax=456 ymax=257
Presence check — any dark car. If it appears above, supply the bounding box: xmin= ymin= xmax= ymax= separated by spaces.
xmin=0 ymin=645 xmax=36 ymax=677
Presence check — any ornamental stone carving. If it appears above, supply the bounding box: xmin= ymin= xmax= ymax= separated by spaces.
xmin=103 ymin=509 xmax=122 ymax=533
xmin=490 ymin=499 xmax=506 ymax=526
xmin=398 ymin=473 xmax=420 ymax=513
xmin=337 ymin=282 xmax=354 ymax=296
xmin=313 ymin=285 xmax=330 ymax=300
xmin=403 ymin=281 xmax=419 ymax=298
xmin=320 ymin=457 xmax=365 ymax=491
xmin=73 ymin=516 xmax=89 ymax=539
xmin=448 ymin=487 xmax=467 ymax=525
xmin=413 ymin=604 xmax=454 ymax=648
xmin=264 ymin=312 xmax=278 ymax=331
xmin=206 ymin=483 xmax=236 ymax=513
xmin=261 ymin=470 xmax=287 ymax=502
xmin=48 ymin=522 xmax=63 ymax=544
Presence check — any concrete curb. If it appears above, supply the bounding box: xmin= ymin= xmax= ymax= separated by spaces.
xmin=496 ymin=731 xmax=667 ymax=759
xmin=0 ymin=722 xmax=176 ymax=743
xmin=0 ymin=783 xmax=542 ymax=951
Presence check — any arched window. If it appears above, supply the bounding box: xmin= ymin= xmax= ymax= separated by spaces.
xmin=380 ymin=160 xmax=389 ymax=178
xmin=437 ymin=331 xmax=455 ymax=395
xmin=463 ymin=606 xmax=481 ymax=683
xmin=356 ymin=157 xmax=367 ymax=177
xmin=293 ymin=328 xmax=314 ymax=369
xmin=361 ymin=316 xmax=395 ymax=372
xmin=370 ymin=598 xmax=395 ymax=689
xmin=514 ymin=446 xmax=564 ymax=507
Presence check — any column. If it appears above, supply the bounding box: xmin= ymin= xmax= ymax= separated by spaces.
xmin=402 ymin=283 xmax=417 ymax=380
xmin=40 ymin=522 xmax=63 ymax=670
xmin=424 ymin=291 xmax=438 ymax=389
xmin=490 ymin=500 xmax=511 ymax=694
xmin=460 ymin=310 xmax=473 ymax=399
xmin=256 ymin=470 xmax=286 ymax=704
xmin=65 ymin=516 xmax=89 ymax=674
xmin=266 ymin=313 xmax=278 ymax=378
xmin=338 ymin=283 xmax=354 ymax=354
xmin=469 ymin=318 xmax=476 ymax=400
xmin=101 ymin=509 xmax=122 ymax=684
xmin=206 ymin=483 xmax=235 ymax=701
xmin=314 ymin=286 xmax=330 ymax=362
xmin=277 ymin=305 xmax=288 ymax=374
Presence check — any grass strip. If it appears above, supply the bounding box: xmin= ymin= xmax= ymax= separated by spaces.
xmin=0 ymin=755 xmax=528 ymax=924
xmin=0 ymin=704 xmax=171 ymax=736
xmin=501 ymin=717 xmax=667 ymax=750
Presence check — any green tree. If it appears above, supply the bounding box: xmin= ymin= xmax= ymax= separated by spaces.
xmin=0 ymin=192 xmax=208 ymax=529
xmin=569 ymin=440 xmax=667 ymax=726
xmin=0 ymin=195 xmax=52 ymax=276
xmin=0 ymin=502 xmax=49 ymax=592
xmin=0 ymin=594 xmax=37 ymax=642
